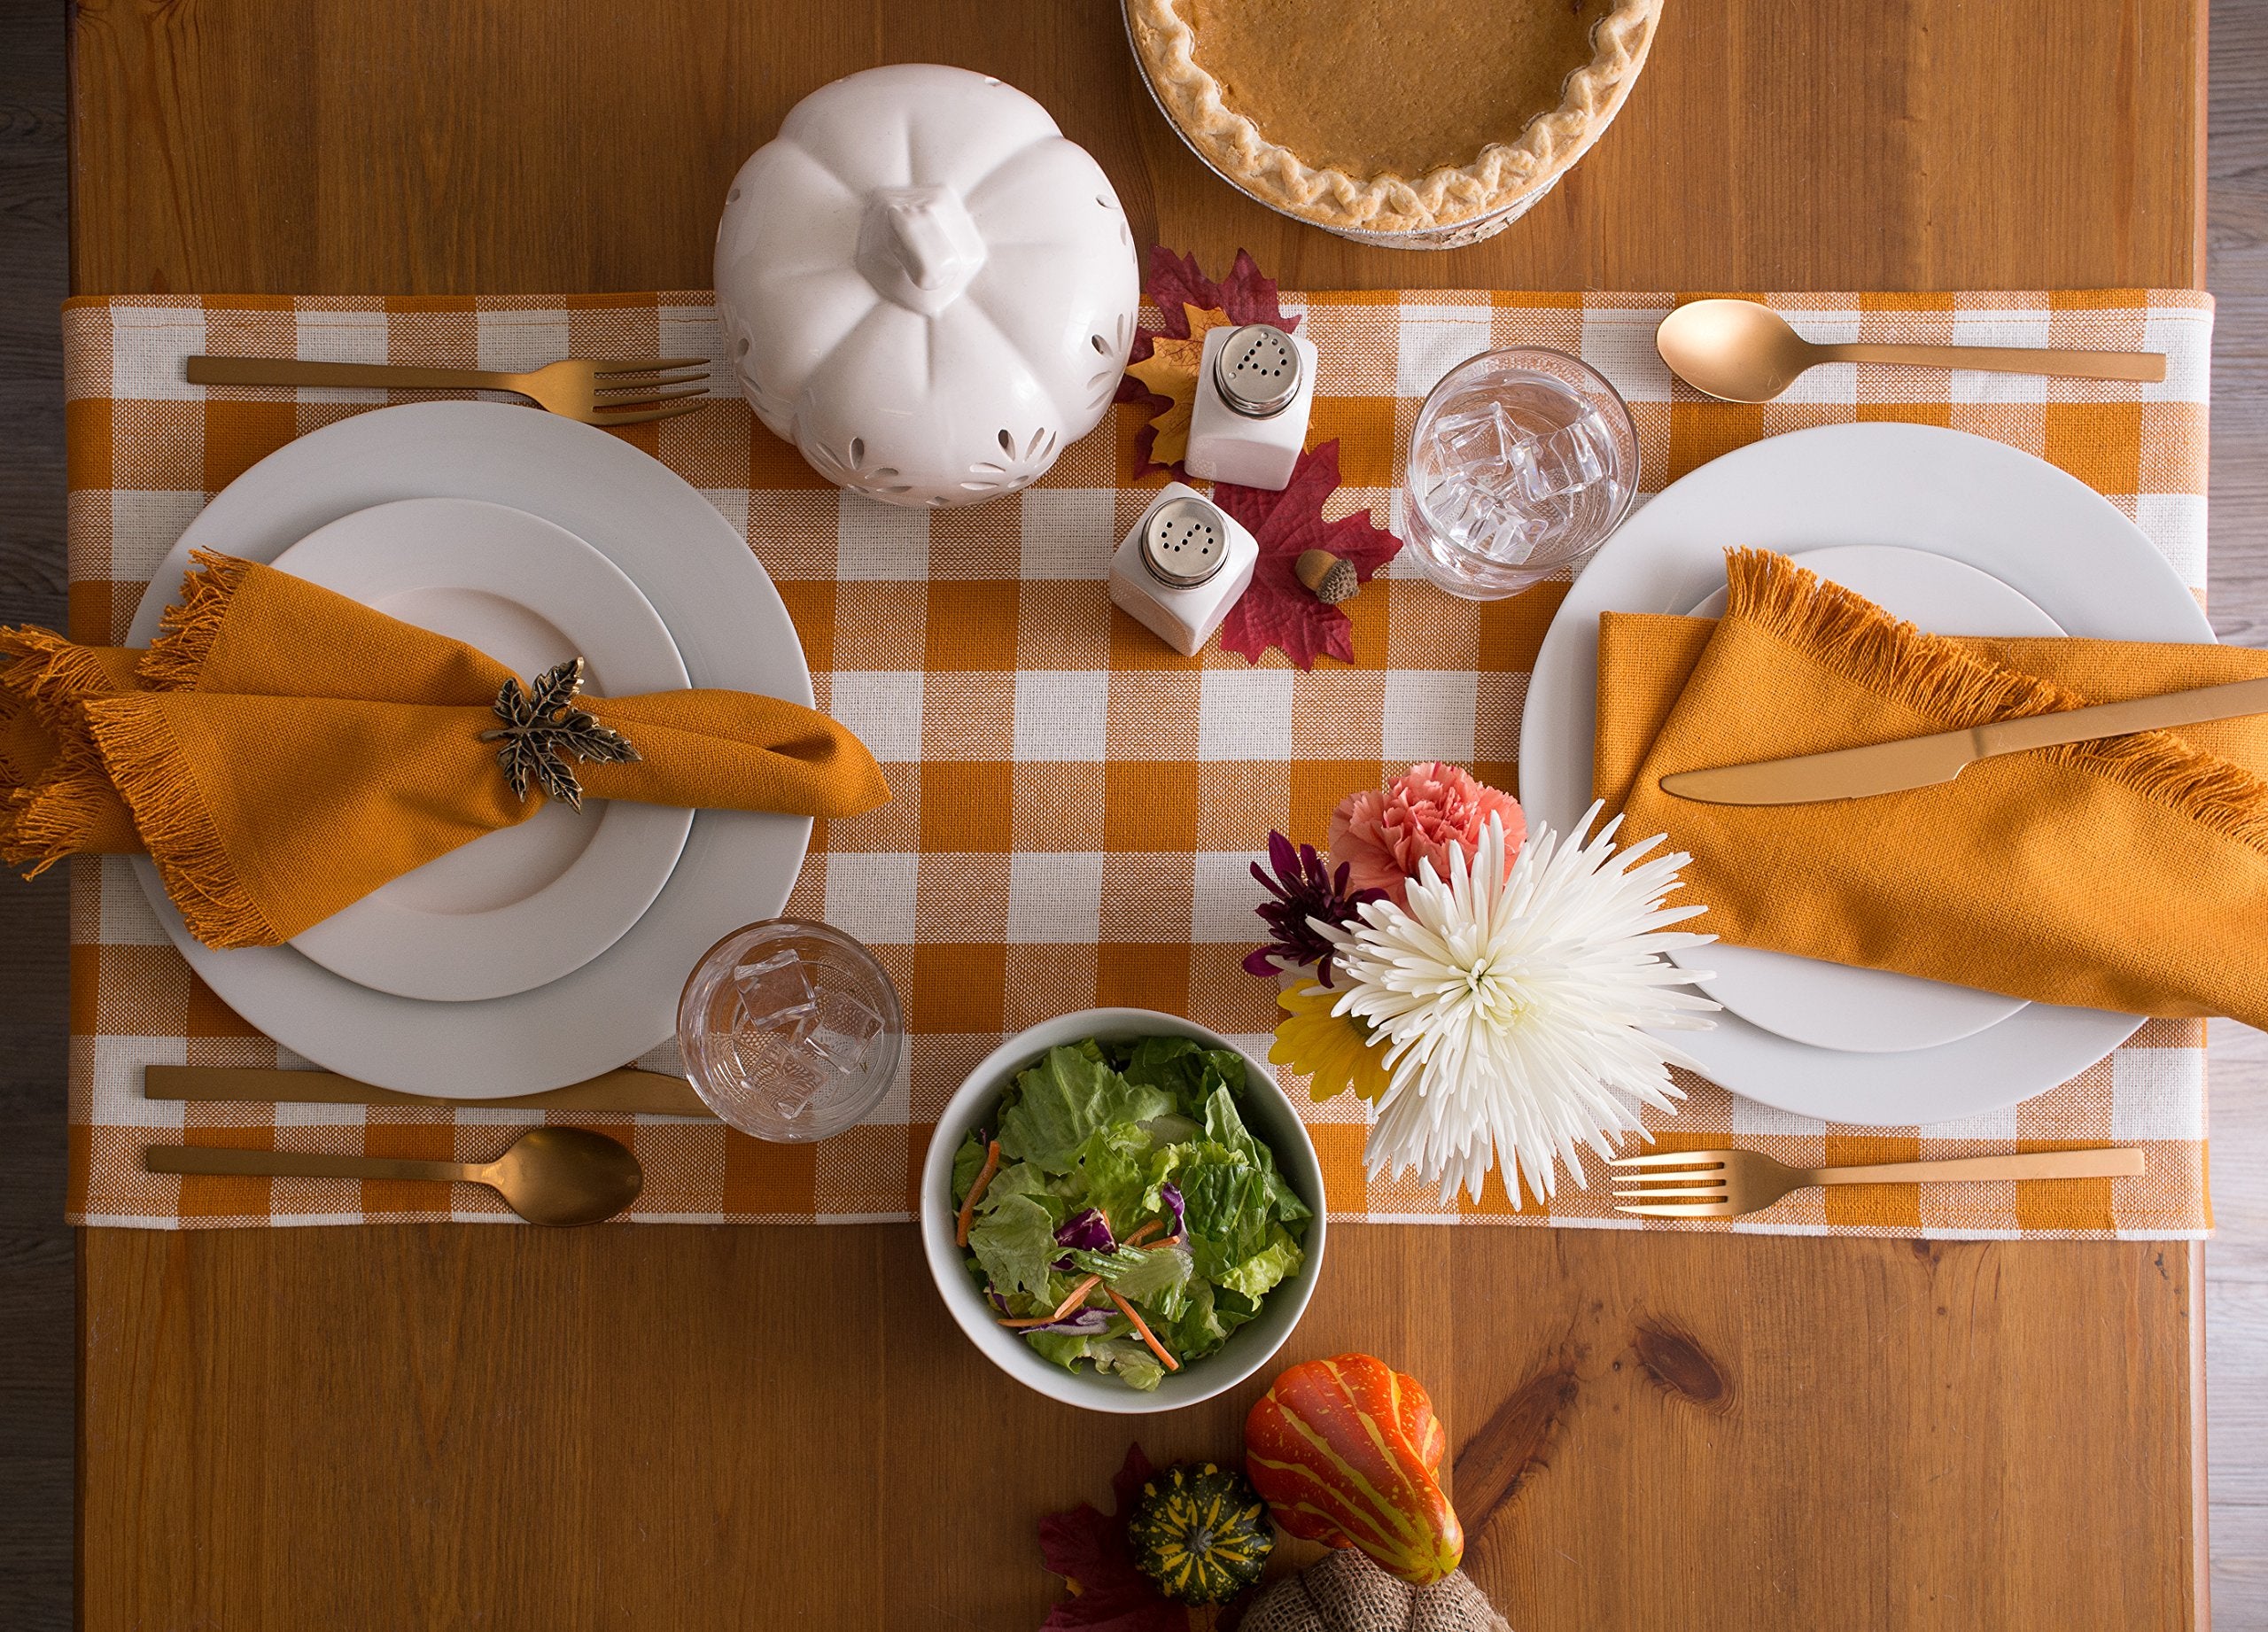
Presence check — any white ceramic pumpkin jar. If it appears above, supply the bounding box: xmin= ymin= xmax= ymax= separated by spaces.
xmin=715 ymin=65 xmax=1139 ymax=509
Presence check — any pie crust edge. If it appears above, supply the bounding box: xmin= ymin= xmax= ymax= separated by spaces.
xmin=1127 ymin=0 xmax=1666 ymax=235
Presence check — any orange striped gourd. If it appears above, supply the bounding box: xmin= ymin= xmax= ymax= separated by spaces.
xmin=1242 ymin=1354 xmax=1464 ymax=1585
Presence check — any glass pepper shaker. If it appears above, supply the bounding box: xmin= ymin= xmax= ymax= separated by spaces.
xmin=1184 ymin=323 xmax=1319 ymax=492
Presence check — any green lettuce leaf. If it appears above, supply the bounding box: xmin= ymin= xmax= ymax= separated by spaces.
xmin=998 ymin=1045 xmax=1176 ymax=1174
xmin=1090 ymin=1338 xmax=1167 ymax=1391
xmin=1021 ymin=1321 xmax=1164 ymax=1390
xmin=1118 ymin=1036 xmax=1251 ymax=1119
xmin=1216 ymin=1222 xmax=1303 ymax=1300
xmin=1138 ymin=1111 xmax=1202 ymax=1147
xmin=1060 ymin=1123 xmax=1152 ymax=1232
xmin=950 ymin=1130 xmax=985 ymax=1205
xmin=1169 ymin=1142 xmax=1274 ymax=1282
xmin=967 ymin=1192 xmax=1060 ymax=1302
xmin=989 ymin=1160 xmax=1056 ymax=1215
xmin=1165 ymin=1278 xmax=1231 ymax=1361
xmin=1112 ymin=1240 xmax=1195 ymax=1317
xmin=1201 ymin=1086 xmax=1313 ymax=1224
xmin=1023 ymin=1315 xmax=1128 ymax=1371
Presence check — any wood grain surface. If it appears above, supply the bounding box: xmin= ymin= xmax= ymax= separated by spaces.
xmin=40 ymin=0 xmax=2246 ymax=1627
xmin=78 ymin=1226 xmax=2202 ymax=1630
xmin=68 ymin=0 xmax=2203 ymax=295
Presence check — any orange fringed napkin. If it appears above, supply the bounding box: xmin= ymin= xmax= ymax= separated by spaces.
xmin=1597 ymin=548 xmax=2268 ymax=1027
xmin=0 ymin=551 xmax=889 ymax=948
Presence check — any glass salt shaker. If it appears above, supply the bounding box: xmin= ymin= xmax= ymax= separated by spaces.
xmin=1107 ymin=484 xmax=1260 ymax=656
xmin=1184 ymin=323 xmax=1318 ymax=492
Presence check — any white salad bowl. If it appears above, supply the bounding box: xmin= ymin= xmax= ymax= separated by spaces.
xmin=919 ymin=1007 xmax=1328 ymax=1414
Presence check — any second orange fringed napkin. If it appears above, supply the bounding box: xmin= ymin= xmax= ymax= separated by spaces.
xmin=0 ymin=552 xmax=889 ymax=947
xmin=1597 ymin=548 xmax=2268 ymax=1027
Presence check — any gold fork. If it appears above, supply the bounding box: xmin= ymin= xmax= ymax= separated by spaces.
xmin=184 ymin=354 xmax=713 ymax=428
xmin=1611 ymin=1145 xmax=2144 ymax=1219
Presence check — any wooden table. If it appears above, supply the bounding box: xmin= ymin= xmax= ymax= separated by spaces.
xmin=68 ymin=2 xmax=2211 ymax=1626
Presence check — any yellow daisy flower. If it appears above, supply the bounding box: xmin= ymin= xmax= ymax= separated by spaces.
xmin=1270 ymin=982 xmax=1394 ymax=1104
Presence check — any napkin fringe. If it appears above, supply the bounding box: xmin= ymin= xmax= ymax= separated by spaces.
xmin=0 ymin=628 xmax=128 ymax=874
xmin=138 ymin=550 xmax=254 ymax=692
xmin=0 ymin=625 xmax=123 ymax=728
xmin=81 ymin=695 xmax=275 ymax=947
xmin=1727 ymin=547 xmax=2268 ymax=855
xmin=2 ymin=741 xmax=118 ymax=875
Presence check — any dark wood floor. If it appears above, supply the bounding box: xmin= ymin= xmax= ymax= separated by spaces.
xmin=0 ymin=4 xmax=71 ymax=1628
xmin=1 ymin=4 xmax=2262 ymax=1627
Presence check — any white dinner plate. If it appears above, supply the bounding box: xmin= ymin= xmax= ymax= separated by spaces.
xmin=1674 ymin=543 xmax=2062 ymax=1052
xmin=273 ymin=498 xmax=695 ymax=1003
xmin=1519 ymin=423 xmax=2210 ymax=1126
xmin=128 ymin=401 xmax=813 ymax=1097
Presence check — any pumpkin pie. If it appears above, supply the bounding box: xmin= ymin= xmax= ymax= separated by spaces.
xmin=1126 ymin=0 xmax=1663 ymax=238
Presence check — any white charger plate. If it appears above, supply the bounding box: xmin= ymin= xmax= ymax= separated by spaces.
xmin=273 ymin=498 xmax=694 ymax=1003
xmin=1519 ymin=423 xmax=2210 ymax=1126
xmin=128 ymin=401 xmax=813 ymax=1097
xmin=1675 ymin=543 xmax=2062 ymax=1052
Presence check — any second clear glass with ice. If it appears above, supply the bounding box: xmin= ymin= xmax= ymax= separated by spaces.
xmin=1403 ymin=346 xmax=1639 ymax=599
xmin=677 ymin=919 xmax=905 ymax=1142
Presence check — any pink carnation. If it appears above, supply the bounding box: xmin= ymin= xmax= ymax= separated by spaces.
xmin=1327 ymin=762 xmax=1526 ymax=908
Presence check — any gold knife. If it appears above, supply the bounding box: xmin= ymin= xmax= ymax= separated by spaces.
xmin=144 ymin=1063 xmax=715 ymax=1116
xmin=1661 ymin=674 xmax=2268 ymax=806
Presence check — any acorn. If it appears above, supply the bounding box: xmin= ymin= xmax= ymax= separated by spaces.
xmin=1294 ymin=548 xmax=1359 ymax=604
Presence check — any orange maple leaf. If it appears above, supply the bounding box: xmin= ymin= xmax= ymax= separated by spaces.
xmin=1122 ymin=304 xmax=1235 ymax=470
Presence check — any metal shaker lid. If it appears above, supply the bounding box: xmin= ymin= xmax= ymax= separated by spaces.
xmin=1212 ymin=323 xmax=1302 ymax=418
xmin=1139 ymin=495 xmax=1230 ymax=587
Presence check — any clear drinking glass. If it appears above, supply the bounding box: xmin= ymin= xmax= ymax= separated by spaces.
xmin=676 ymin=919 xmax=905 ymax=1142
xmin=1402 ymin=346 xmax=1640 ymax=599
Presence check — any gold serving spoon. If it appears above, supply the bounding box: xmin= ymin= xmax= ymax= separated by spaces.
xmin=1655 ymin=298 xmax=2166 ymax=403
xmin=144 ymin=1127 xmax=644 ymax=1226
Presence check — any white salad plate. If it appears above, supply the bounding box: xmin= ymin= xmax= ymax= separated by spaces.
xmin=272 ymin=498 xmax=695 ymax=1004
xmin=1674 ymin=542 xmax=2062 ymax=1052
xmin=128 ymin=401 xmax=813 ymax=1097
xmin=1520 ymin=422 xmax=2211 ymax=1126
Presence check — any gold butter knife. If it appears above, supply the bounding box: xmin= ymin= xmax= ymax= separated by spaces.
xmin=144 ymin=1063 xmax=715 ymax=1117
xmin=1662 ymin=674 xmax=2268 ymax=806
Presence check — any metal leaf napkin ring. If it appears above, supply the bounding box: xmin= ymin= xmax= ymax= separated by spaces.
xmin=480 ymin=657 xmax=641 ymax=811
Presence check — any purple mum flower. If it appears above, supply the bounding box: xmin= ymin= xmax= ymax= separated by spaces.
xmin=1244 ymin=830 xmax=1385 ymax=987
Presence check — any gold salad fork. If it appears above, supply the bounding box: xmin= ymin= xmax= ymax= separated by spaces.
xmin=1612 ymin=1145 xmax=2144 ymax=1219
xmin=184 ymin=354 xmax=713 ymax=428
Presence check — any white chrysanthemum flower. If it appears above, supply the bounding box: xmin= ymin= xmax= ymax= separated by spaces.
xmin=1317 ymin=805 xmax=1717 ymax=1205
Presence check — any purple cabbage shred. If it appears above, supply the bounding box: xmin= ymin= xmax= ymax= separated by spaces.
xmin=1055 ymin=1208 xmax=1116 ymax=1253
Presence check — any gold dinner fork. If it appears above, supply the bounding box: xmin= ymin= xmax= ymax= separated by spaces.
xmin=1611 ymin=1145 xmax=2144 ymax=1219
xmin=183 ymin=354 xmax=714 ymax=428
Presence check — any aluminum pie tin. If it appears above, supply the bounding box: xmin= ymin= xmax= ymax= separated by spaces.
xmin=1118 ymin=0 xmax=1573 ymax=250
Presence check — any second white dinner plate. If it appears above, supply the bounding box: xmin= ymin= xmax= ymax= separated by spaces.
xmin=128 ymin=401 xmax=814 ymax=1097
xmin=1519 ymin=423 xmax=2211 ymax=1126
xmin=273 ymin=498 xmax=695 ymax=1004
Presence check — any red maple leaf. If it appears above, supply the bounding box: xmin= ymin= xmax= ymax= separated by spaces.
xmin=1038 ymin=1444 xmax=1187 ymax=1632
xmin=1117 ymin=248 xmax=1301 ymax=478
xmin=1217 ymin=441 xmax=1404 ymax=670
xmin=1123 ymin=247 xmax=1300 ymax=369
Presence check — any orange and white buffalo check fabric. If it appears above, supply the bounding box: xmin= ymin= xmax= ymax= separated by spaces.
xmin=60 ymin=288 xmax=2216 ymax=1237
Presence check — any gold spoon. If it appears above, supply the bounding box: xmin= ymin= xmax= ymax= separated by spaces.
xmin=1655 ymin=298 xmax=2166 ymax=403
xmin=144 ymin=1126 xmax=644 ymax=1226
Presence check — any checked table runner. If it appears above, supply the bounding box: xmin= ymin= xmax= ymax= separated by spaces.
xmin=60 ymin=287 xmax=2216 ymax=1238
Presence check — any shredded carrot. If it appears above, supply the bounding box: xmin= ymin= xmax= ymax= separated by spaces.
xmin=998 ymin=1272 xmax=1104 ymax=1328
xmin=954 ymin=1139 xmax=1001 ymax=1247
xmin=1124 ymin=1218 xmax=1162 ymax=1247
xmin=1107 ymin=1286 xmax=1180 ymax=1372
